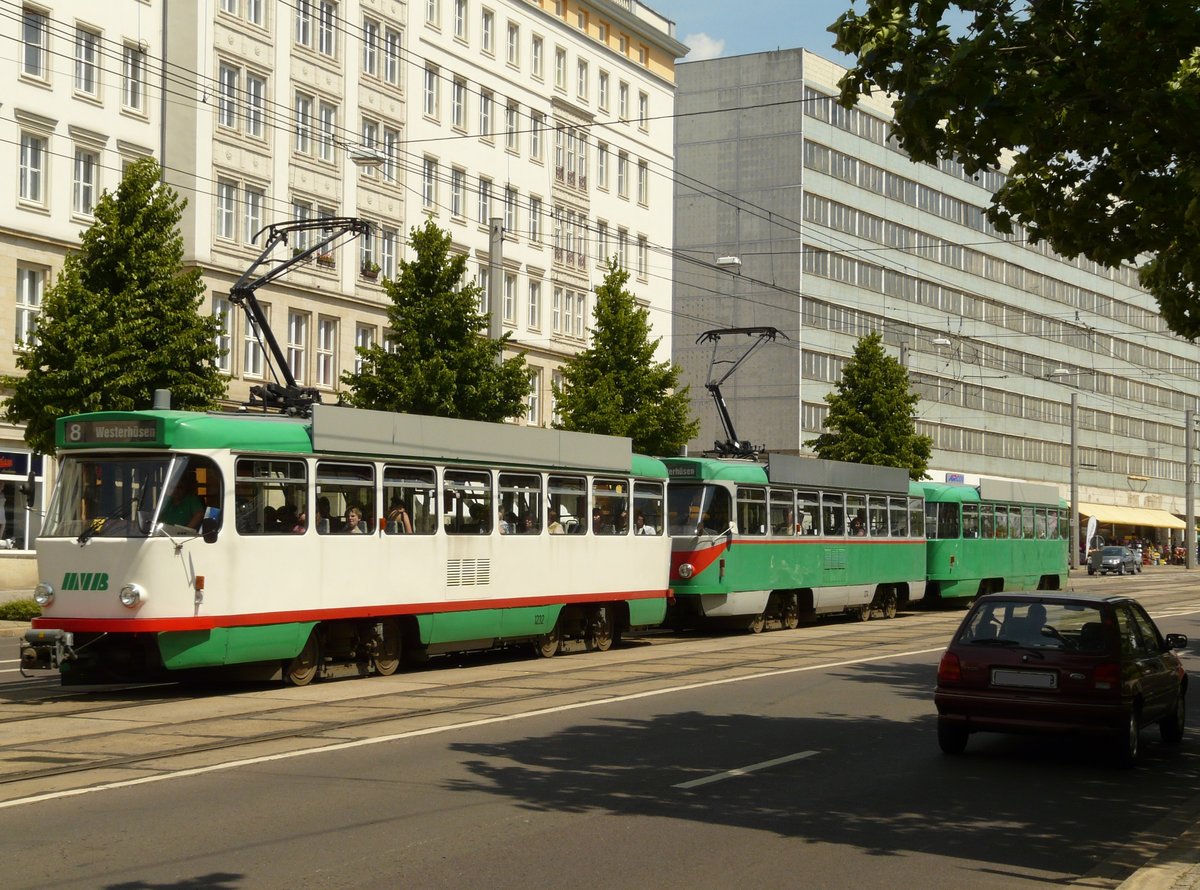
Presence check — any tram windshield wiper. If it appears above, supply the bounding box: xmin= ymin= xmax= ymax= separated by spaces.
xmin=76 ymin=498 xmax=143 ymax=545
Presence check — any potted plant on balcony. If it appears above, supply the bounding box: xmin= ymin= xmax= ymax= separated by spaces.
xmin=316 ymin=252 xmax=335 ymax=268
xmin=361 ymin=259 xmax=381 ymax=281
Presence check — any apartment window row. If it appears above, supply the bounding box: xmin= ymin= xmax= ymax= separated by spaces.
xmin=359 ymin=17 xmax=404 ymax=87
xmin=21 ymin=11 xmax=149 ymax=114
xmin=17 ymin=131 xmax=109 ymax=219
xmin=295 ymin=0 xmax=339 ymax=58
xmin=214 ymin=294 xmax=341 ymax=387
xmin=217 ymin=62 xmax=269 ymax=139
xmin=218 ymin=0 xmax=267 ymax=28
xmin=214 ymin=176 xmax=268 ymax=246
xmin=293 ymin=92 xmax=341 ymax=163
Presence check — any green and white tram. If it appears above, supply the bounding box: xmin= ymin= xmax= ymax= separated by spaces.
xmin=920 ymin=478 xmax=1069 ymax=599
xmin=23 ymin=404 xmax=671 ymax=685
xmin=663 ymin=455 xmax=927 ymax=629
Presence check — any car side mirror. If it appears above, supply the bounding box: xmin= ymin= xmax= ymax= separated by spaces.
xmin=1164 ymin=633 xmax=1188 ymax=651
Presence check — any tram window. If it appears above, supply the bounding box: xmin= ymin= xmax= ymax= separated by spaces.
xmin=315 ymin=462 xmax=376 ymax=534
xmin=1048 ymin=508 xmax=1060 ymax=539
xmin=1022 ymin=506 xmax=1035 ymax=539
xmin=822 ymin=492 xmax=846 ymax=536
xmin=797 ymin=491 xmax=820 ymax=535
xmin=980 ymin=504 xmax=995 ymax=538
xmin=846 ymin=494 xmax=867 ymax=536
xmin=909 ymin=497 xmax=925 ymax=538
xmin=592 ymin=478 xmax=628 ymax=534
xmin=935 ymin=502 xmax=960 ymax=539
xmin=889 ymin=497 xmax=908 ymax=537
xmin=737 ymin=487 xmax=767 ymax=536
xmin=236 ymin=458 xmax=307 ymax=535
xmin=500 ymin=472 xmax=542 ymax=534
xmin=962 ymin=503 xmax=979 ymax=538
xmin=159 ymin=457 xmax=222 ymax=534
xmin=444 ymin=469 xmax=492 ymax=534
xmin=1035 ymin=508 xmax=1048 ymax=539
xmin=383 ymin=466 xmax=436 ymax=535
xmin=994 ymin=505 xmax=1009 ymax=539
xmin=769 ymin=488 xmax=795 ymax=536
xmin=548 ymin=474 xmax=585 ymax=534
xmin=868 ymin=496 xmax=887 ymax=537
xmin=633 ymin=481 xmax=664 ymax=535
xmin=1058 ymin=510 xmax=1069 ymax=539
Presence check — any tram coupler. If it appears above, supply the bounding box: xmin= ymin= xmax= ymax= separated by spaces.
xmin=20 ymin=628 xmax=75 ymax=677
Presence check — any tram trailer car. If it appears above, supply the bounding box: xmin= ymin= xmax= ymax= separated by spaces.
xmin=919 ymin=479 xmax=1068 ymax=600
xmin=22 ymin=405 xmax=672 ymax=685
xmin=662 ymin=454 xmax=927 ymax=630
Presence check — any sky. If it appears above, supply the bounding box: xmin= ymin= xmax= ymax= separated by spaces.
xmin=646 ymin=0 xmax=862 ymax=65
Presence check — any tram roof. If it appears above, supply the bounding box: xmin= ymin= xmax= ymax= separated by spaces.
xmin=662 ymin=454 xmax=912 ymax=495
xmin=919 ymin=479 xmax=1064 ymax=507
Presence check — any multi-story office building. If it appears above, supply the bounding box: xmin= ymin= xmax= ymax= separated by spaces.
xmin=674 ymin=48 xmax=1198 ymax=543
xmin=0 ymin=0 xmax=685 ymax=585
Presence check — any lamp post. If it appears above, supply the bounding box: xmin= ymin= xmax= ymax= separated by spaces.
xmin=1049 ymin=368 xmax=1092 ymax=568
xmin=1187 ymin=409 xmax=1195 ymax=569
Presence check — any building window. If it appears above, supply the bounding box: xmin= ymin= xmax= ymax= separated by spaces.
xmin=526 ymin=369 xmax=540 ymax=425
xmin=528 ymin=279 xmax=541 ymax=329
xmin=637 ymin=160 xmax=648 ymax=205
xmin=16 ymin=267 xmax=44 ymax=349
xmin=505 ymin=102 xmax=518 ymax=151
xmin=617 ymin=152 xmax=628 ymax=198
xmin=246 ymin=0 xmax=264 ymax=25
xmin=554 ymin=47 xmax=566 ymax=90
xmin=477 ymin=177 xmax=492 ymax=224
xmin=551 ymin=369 xmax=563 ymax=425
xmin=384 ymin=28 xmax=402 ymax=84
xmin=246 ymin=73 xmax=267 ymax=138
xmin=318 ymin=1 xmax=338 ymax=56
xmin=360 ymin=118 xmax=379 ymax=177
xmin=123 ymin=44 xmax=146 ymax=112
xmin=598 ymin=71 xmax=609 ymax=111
xmin=317 ymin=318 xmax=337 ymax=387
xmin=618 ymin=81 xmax=629 ymax=120
xmin=218 ymin=63 xmax=240 ymax=129
xmin=18 ymin=132 xmax=46 ymax=204
xmin=481 ymin=9 xmax=494 ymax=54
xmin=596 ymin=220 xmax=608 ymax=264
xmin=453 ymin=0 xmax=467 ymax=39
xmin=22 ymin=8 xmax=48 ymax=79
xmin=451 ymin=167 xmax=466 ymax=217
xmin=507 ymin=22 xmax=519 ymax=65
xmin=637 ymin=235 xmax=648 ymax=279
xmin=295 ymin=0 xmax=313 ymax=46
xmin=73 ymin=148 xmax=99 ymax=217
xmin=638 ymin=91 xmax=649 ymax=129
xmin=504 ymin=272 xmax=516 ymax=323
xmin=318 ymin=102 xmax=337 ymax=162
xmin=216 ymin=179 xmax=238 ymax=240
xmin=244 ymin=303 xmax=268 ymax=378
xmin=530 ymin=110 xmax=544 ymax=160
xmin=287 ymin=311 xmax=308 ymax=383
xmin=354 ymin=324 xmax=375 ymax=374
xmin=452 ymin=78 xmax=466 ymax=129
xmin=577 ymin=59 xmax=588 ymax=100
xmin=504 ymin=186 xmax=517 ymax=232
xmin=383 ymin=127 xmax=400 ymax=181
xmin=426 ymin=0 xmax=439 ymax=27
xmin=363 ymin=18 xmax=379 ymax=75
xmin=597 ymin=142 xmax=608 ymax=189
xmin=529 ymin=196 xmax=542 ymax=242
xmin=380 ymin=227 xmax=397 ymax=278
xmin=75 ymin=26 xmax=100 ymax=95
xmin=531 ymin=34 xmax=543 ymax=79
xmin=294 ymin=92 xmax=313 ymax=154
xmin=552 ymin=286 xmax=562 ymax=333
xmin=292 ymin=200 xmax=313 ymax=250
xmin=213 ymin=296 xmax=232 ymax=373
xmin=424 ymin=65 xmax=439 ymax=118
xmin=479 ymin=89 xmax=493 ymax=139
xmin=244 ymin=185 xmax=265 ymax=244
xmin=423 ymin=157 xmax=438 ymax=208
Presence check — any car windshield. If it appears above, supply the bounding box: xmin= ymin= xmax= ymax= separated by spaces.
xmin=959 ymin=600 xmax=1109 ymax=653
xmin=1100 ymin=547 xmax=1125 ymax=556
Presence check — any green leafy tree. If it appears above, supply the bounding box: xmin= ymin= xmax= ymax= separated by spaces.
xmin=3 ymin=158 xmax=225 ymax=455
xmin=833 ymin=1 xmax=1200 ymax=337
xmin=554 ymin=259 xmax=698 ymax=455
xmin=808 ymin=332 xmax=931 ymax=479
xmin=340 ymin=219 xmax=529 ymax=421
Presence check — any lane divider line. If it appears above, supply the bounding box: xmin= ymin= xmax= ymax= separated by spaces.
xmin=674 ymin=751 xmax=818 ymax=789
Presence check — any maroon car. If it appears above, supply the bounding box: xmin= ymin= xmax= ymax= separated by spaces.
xmin=935 ymin=593 xmax=1188 ymax=765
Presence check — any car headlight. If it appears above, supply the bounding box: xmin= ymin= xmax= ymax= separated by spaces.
xmin=119 ymin=584 xmax=147 ymax=608
xmin=677 ymin=563 xmax=695 ymax=579
xmin=33 ymin=582 xmax=54 ymax=607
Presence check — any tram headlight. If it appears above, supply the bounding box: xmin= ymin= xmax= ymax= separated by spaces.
xmin=677 ymin=563 xmax=695 ymax=579
xmin=119 ymin=583 xmax=147 ymax=608
xmin=33 ymin=582 xmax=54 ymax=607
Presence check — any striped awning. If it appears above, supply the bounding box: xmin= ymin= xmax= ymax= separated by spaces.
xmin=1077 ymin=502 xmax=1186 ymax=530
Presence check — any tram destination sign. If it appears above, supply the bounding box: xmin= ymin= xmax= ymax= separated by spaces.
xmin=59 ymin=418 xmax=164 ymax=448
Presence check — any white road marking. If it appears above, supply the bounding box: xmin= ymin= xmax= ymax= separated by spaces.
xmin=0 ymin=644 xmax=946 ymax=811
xmin=673 ymin=751 xmax=818 ymax=789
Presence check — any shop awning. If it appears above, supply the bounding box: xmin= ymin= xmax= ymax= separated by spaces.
xmin=1077 ymin=502 xmax=1186 ymax=530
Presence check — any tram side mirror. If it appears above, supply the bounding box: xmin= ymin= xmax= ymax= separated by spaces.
xmin=201 ymin=517 xmax=219 ymax=544
xmin=725 ymin=528 xmax=734 ymax=551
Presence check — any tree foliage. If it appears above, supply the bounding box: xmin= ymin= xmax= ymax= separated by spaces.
xmin=340 ymin=219 xmax=530 ymax=421
xmin=3 ymin=158 xmax=225 ymax=454
xmin=807 ymin=333 xmax=931 ymax=479
xmin=554 ymin=259 xmax=698 ymax=455
xmin=833 ymin=1 xmax=1200 ymax=337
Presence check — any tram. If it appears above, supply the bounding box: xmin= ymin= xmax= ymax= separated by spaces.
xmin=919 ymin=478 xmax=1069 ymax=599
xmin=662 ymin=454 xmax=927 ymax=630
xmin=22 ymin=404 xmax=672 ymax=685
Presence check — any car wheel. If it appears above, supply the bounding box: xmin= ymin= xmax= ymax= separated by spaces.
xmin=1118 ymin=564 xmax=1126 ymax=575
xmin=937 ymin=718 xmax=969 ymax=755
xmin=1114 ymin=708 xmax=1140 ymax=768
xmin=1161 ymin=691 xmax=1186 ymax=745
xmin=1088 ymin=568 xmax=1095 ymax=576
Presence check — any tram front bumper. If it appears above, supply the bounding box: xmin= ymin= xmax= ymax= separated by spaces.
xmin=20 ymin=628 xmax=75 ymax=676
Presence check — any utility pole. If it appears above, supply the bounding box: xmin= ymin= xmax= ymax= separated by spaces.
xmin=1187 ymin=409 xmax=1195 ymax=569
xmin=489 ymin=218 xmax=504 ymax=349
xmin=1070 ymin=392 xmax=1079 ymax=569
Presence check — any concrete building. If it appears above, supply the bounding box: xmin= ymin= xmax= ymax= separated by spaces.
xmin=673 ymin=48 xmax=1198 ymax=548
xmin=0 ymin=0 xmax=686 ymax=587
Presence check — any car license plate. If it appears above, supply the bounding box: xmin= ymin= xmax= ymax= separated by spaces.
xmin=991 ymin=669 xmax=1057 ymax=689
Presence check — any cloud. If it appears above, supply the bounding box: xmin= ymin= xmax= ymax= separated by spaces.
xmin=682 ymin=32 xmax=726 ymax=61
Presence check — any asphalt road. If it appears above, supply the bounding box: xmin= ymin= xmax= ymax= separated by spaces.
xmin=0 ymin=577 xmax=1197 ymax=889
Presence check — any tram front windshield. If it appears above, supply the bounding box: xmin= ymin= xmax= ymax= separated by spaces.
xmin=666 ymin=483 xmax=732 ymax=536
xmin=43 ymin=455 xmax=217 ymax=539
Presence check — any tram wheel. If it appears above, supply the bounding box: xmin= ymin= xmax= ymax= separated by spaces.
xmin=853 ymin=605 xmax=871 ymax=622
xmin=535 ymin=620 xmax=561 ymax=658
xmin=879 ymin=588 xmax=898 ymax=620
xmin=285 ymin=630 xmax=321 ymax=687
xmin=587 ymin=606 xmax=615 ymax=652
xmin=781 ymin=594 xmax=800 ymax=630
xmin=372 ymin=619 xmax=401 ymax=677
xmin=748 ymin=612 xmax=766 ymax=634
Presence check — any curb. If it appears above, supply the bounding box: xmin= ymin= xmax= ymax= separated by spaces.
xmin=0 ymin=621 xmax=29 ymax=639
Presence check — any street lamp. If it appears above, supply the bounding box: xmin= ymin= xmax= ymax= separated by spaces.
xmin=1047 ymin=368 xmax=1093 ymax=568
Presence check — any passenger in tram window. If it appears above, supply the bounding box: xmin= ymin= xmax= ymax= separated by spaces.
xmin=345 ymin=506 xmax=366 ymax=533
xmin=263 ymin=505 xmax=279 ymax=532
xmin=616 ymin=508 xmax=629 ymax=533
xmin=387 ymin=497 xmax=413 ymax=534
xmin=520 ymin=511 xmax=539 ymax=534
xmin=498 ymin=507 xmax=513 ymax=534
xmin=592 ymin=507 xmax=604 ymax=534
xmin=276 ymin=504 xmax=298 ymax=534
xmin=291 ymin=504 xmax=308 ymax=534
xmin=634 ymin=510 xmax=655 ymax=535
xmin=162 ymin=472 xmax=205 ymax=531
xmin=316 ymin=497 xmax=332 ymax=535
xmin=235 ymin=481 xmax=258 ymax=533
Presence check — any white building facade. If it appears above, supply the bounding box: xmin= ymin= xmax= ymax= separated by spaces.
xmin=0 ymin=0 xmax=685 ymax=586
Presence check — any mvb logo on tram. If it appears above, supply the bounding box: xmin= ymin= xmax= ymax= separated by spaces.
xmin=61 ymin=572 xmax=110 ymax=591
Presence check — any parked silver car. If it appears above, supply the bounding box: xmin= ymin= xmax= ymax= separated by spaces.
xmin=1088 ymin=545 xmax=1141 ymax=576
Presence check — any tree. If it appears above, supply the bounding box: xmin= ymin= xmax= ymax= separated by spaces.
xmin=3 ymin=158 xmax=225 ymax=454
xmin=554 ymin=259 xmax=698 ymax=455
xmin=807 ymin=333 xmax=931 ymax=479
xmin=340 ymin=219 xmax=529 ymax=421
xmin=832 ymin=1 xmax=1200 ymax=337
